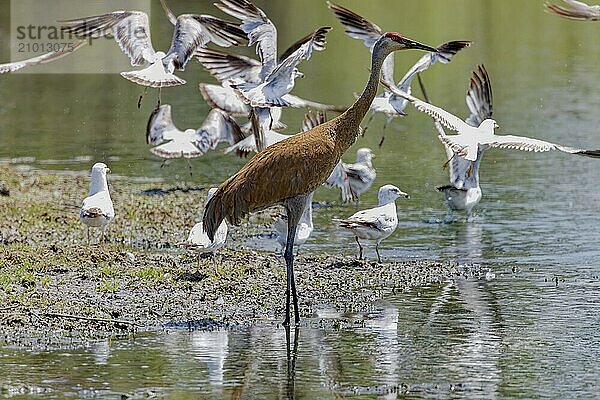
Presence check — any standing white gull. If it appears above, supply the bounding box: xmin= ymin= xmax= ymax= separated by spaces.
xmin=59 ymin=8 xmax=245 ymax=89
xmin=146 ymin=104 xmax=245 ymax=171
xmin=80 ymin=163 xmax=115 ymax=244
xmin=327 ymin=1 xmax=471 ymax=145
xmin=326 ymin=148 xmax=376 ymax=203
xmin=545 ymin=0 xmax=600 ymax=19
xmin=337 ymin=184 xmax=409 ymax=262
xmin=382 ymin=80 xmax=600 ymax=162
xmin=185 ymin=188 xmax=228 ymax=267
xmin=0 ymin=41 xmax=86 ymax=74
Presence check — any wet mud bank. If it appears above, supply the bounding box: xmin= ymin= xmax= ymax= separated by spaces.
xmin=0 ymin=165 xmax=477 ymax=345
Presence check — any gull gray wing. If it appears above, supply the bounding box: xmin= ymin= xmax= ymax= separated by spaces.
xmin=340 ymin=207 xmax=392 ymax=230
xmin=484 ymin=134 xmax=600 ymax=158
xmin=232 ymin=26 xmax=331 ymax=107
xmin=545 ymin=0 xmax=600 ymax=20
xmin=146 ymin=104 xmax=181 ymax=145
xmin=465 ymin=64 xmax=493 ymax=127
xmin=397 ymin=40 xmax=472 ymax=93
xmin=59 ymin=11 xmax=155 ymax=66
xmin=278 ymin=25 xmax=330 ymax=62
xmin=265 ymin=26 xmax=331 ymax=80
xmin=248 ymin=26 xmax=331 ymax=106
xmin=325 ymin=162 xmax=354 ymax=203
xmin=215 ymin=0 xmax=278 ymax=80
xmin=383 ymin=81 xmax=468 ymax=133
xmin=194 ymin=108 xmax=245 ymax=153
xmin=159 ymin=0 xmax=178 ymax=25
xmin=193 ymin=15 xmax=248 ymax=48
xmin=0 ymin=40 xmax=85 ymax=73
xmin=327 ymin=1 xmax=394 ymax=87
xmin=301 ymin=110 xmax=327 ymax=132
xmin=198 ymin=83 xmax=249 ymax=115
xmin=282 ymin=94 xmax=346 ymax=112
xmin=344 ymin=163 xmax=371 ymax=182
xmin=195 ymin=48 xmax=261 ymax=82
xmin=163 ymin=15 xmax=215 ymax=70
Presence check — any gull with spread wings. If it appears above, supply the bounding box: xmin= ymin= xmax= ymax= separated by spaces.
xmin=430 ymin=65 xmax=491 ymax=215
xmin=196 ymin=48 xmax=342 ymax=117
xmin=59 ymin=4 xmax=245 ymax=91
xmin=146 ymin=104 xmax=244 ymax=173
xmin=0 ymin=41 xmax=86 ymax=74
xmin=381 ymin=74 xmax=600 ymax=171
xmin=214 ymin=0 xmax=332 ymax=108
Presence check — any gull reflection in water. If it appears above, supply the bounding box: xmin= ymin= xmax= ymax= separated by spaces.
xmin=426 ymin=277 xmax=503 ymax=395
xmin=90 ymin=339 xmax=111 ymax=365
xmin=191 ymin=330 xmax=229 ymax=386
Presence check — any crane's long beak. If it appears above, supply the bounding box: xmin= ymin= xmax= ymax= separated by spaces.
xmin=402 ymin=37 xmax=438 ymax=52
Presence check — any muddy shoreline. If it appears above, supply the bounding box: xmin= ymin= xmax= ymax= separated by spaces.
xmin=0 ymin=165 xmax=477 ymax=345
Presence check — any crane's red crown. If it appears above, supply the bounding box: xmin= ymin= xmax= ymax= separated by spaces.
xmin=384 ymin=32 xmax=404 ymax=42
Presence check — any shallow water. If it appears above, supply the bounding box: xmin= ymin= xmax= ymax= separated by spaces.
xmin=2 ymin=0 xmax=600 ymax=398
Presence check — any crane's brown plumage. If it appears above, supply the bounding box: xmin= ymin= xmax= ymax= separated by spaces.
xmin=204 ymin=118 xmax=342 ymax=233
xmin=203 ymin=31 xmax=438 ymax=325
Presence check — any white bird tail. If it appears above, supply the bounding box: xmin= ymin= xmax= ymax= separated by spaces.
xmin=121 ymin=63 xmax=186 ymax=88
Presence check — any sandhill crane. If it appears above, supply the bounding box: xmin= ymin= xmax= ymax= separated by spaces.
xmin=184 ymin=188 xmax=228 ymax=268
xmin=382 ymin=78 xmax=600 ymax=162
xmin=80 ymin=163 xmax=114 ymax=244
xmin=545 ymin=0 xmax=600 ymax=19
xmin=0 ymin=41 xmax=86 ymax=74
xmin=59 ymin=8 xmax=245 ymax=90
xmin=327 ymin=1 xmax=471 ymax=146
xmin=326 ymin=148 xmax=376 ymax=203
xmin=203 ymin=32 xmax=438 ymax=326
xmin=146 ymin=104 xmax=244 ymax=173
xmin=337 ymin=185 xmax=409 ymax=262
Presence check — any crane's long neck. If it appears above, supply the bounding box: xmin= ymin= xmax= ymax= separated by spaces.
xmin=335 ymin=42 xmax=392 ymax=151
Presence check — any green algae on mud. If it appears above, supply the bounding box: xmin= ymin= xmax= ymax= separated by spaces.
xmin=0 ymin=165 xmax=472 ymax=344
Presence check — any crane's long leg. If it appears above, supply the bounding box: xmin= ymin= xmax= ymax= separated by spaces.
xmin=282 ymin=195 xmax=309 ymax=326
xmin=375 ymin=241 xmax=382 ymax=263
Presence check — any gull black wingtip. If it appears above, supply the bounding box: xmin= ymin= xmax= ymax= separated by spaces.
xmin=579 ymin=149 xmax=600 ymax=158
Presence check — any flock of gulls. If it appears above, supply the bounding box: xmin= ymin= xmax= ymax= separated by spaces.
xmin=3 ymin=0 xmax=600 ymax=324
